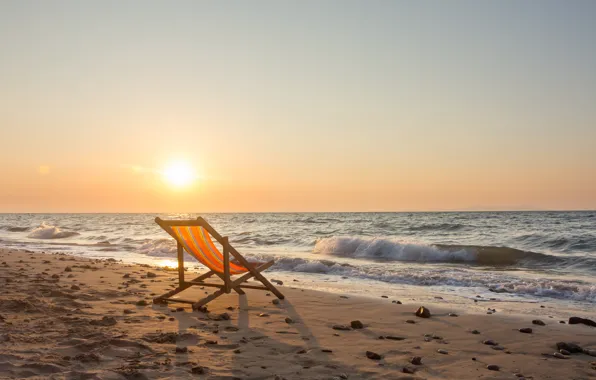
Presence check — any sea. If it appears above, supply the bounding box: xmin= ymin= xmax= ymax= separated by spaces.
xmin=1 ymin=212 xmax=595 ymax=310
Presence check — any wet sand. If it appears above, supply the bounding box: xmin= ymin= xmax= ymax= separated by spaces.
xmin=0 ymin=248 xmax=595 ymax=379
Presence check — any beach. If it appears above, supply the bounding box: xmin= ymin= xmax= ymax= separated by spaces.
xmin=1 ymin=248 xmax=595 ymax=379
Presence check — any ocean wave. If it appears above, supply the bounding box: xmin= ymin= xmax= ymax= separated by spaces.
xmin=138 ymin=238 xmax=177 ymax=257
xmin=265 ymin=255 xmax=596 ymax=302
xmin=27 ymin=223 xmax=80 ymax=239
xmin=313 ymin=236 xmax=571 ymax=267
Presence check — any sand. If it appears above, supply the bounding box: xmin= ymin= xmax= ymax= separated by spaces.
xmin=0 ymin=248 xmax=595 ymax=380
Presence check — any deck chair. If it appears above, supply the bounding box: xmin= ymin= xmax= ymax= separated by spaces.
xmin=152 ymin=217 xmax=284 ymax=309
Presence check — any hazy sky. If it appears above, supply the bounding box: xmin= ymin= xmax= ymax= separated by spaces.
xmin=1 ymin=1 xmax=595 ymax=212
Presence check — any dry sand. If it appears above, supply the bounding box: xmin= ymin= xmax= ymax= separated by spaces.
xmin=0 ymin=248 xmax=595 ymax=379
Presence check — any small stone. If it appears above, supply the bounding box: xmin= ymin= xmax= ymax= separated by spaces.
xmin=169 ymin=317 xmax=175 ymax=321
xmin=559 ymin=349 xmax=570 ymax=355
xmin=556 ymin=342 xmax=583 ymax=353
xmin=410 ymin=356 xmax=422 ymax=365
xmin=350 ymin=320 xmax=364 ymax=329
xmin=136 ymin=300 xmax=148 ymax=306
xmin=392 ymin=300 xmax=402 ymax=304
xmin=258 ymin=313 xmax=270 ymax=317
xmin=205 ymin=340 xmax=217 ymax=345
xmin=471 ymin=330 xmax=480 ymax=334
xmin=483 ymin=340 xmax=498 ymax=346
xmin=384 ymin=336 xmax=406 ymax=341
xmin=271 ymin=279 xmax=283 ymax=285
xmin=146 ymin=272 xmax=157 ymax=278
xmin=402 ymin=367 xmax=415 ymax=374
xmin=437 ymin=349 xmax=448 ymax=355
xmin=190 ymin=366 xmax=206 ymax=374
xmin=405 ymin=320 xmax=416 ymax=324
xmin=123 ymin=309 xmax=135 ymax=314
xmin=532 ymin=319 xmax=546 ymax=326
xmin=176 ymin=307 xmax=184 ymax=312
xmin=175 ymin=346 xmax=188 ymax=353
xmin=285 ymin=317 xmax=294 ymax=324
xmin=51 ymin=274 xmax=60 ymax=279
xmin=332 ymin=324 xmax=351 ymax=331
xmin=487 ymin=364 xmax=500 ymax=371
xmin=519 ymin=328 xmax=532 ymax=334
xmin=366 ymin=351 xmax=382 ymax=360
xmin=415 ymin=306 xmax=431 ymax=318
xmin=272 ymin=299 xmax=280 ymax=305
xmin=569 ymin=316 xmax=596 ymax=327
xmin=71 ymin=285 xmax=80 ymax=290
xmin=448 ymin=313 xmax=458 ymax=317
xmin=553 ymin=352 xmax=569 ymax=359
xmin=64 ymin=267 xmax=72 ymax=272
xmin=321 ymin=349 xmax=332 ymax=353
xmin=381 ymin=295 xmax=388 ymax=298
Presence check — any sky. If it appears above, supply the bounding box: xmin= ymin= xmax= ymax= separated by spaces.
xmin=1 ymin=1 xmax=595 ymax=212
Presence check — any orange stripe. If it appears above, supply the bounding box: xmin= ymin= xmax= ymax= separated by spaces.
xmin=189 ymin=227 xmax=225 ymax=272
xmin=176 ymin=226 xmax=223 ymax=272
xmin=203 ymin=231 xmax=247 ymax=274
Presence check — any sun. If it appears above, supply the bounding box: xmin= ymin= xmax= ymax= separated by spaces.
xmin=162 ymin=161 xmax=196 ymax=187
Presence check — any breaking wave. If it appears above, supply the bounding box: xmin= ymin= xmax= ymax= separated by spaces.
xmin=312 ymin=236 xmax=590 ymax=268
xmin=27 ymin=223 xmax=80 ymax=239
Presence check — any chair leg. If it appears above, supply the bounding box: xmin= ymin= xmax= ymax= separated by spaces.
xmin=152 ymin=271 xmax=215 ymax=304
xmin=249 ymin=262 xmax=285 ymax=299
xmin=192 ymin=288 xmax=226 ymax=310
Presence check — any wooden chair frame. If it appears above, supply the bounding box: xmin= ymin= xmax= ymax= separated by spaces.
xmin=152 ymin=217 xmax=284 ymax=309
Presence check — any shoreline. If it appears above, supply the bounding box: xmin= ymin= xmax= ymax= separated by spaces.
xmin=1 ymin=248 xmax=595 ymax=379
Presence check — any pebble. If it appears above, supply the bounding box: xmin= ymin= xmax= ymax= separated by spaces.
xmin=405 ymin=320 xmax=416 ymax=324
xmin=415 ymin=306 xmax=431 ymax=318
xmin=272 ymin=299 xmax=280 ymax=305
xmin=471 ymin=330 xmax=480 ymax=334
xmin=190 ymin=366 xmax=206 ymax=374
xmin=392 ymin=300 xmax=402 ymax=304
xmin=71 ymin=285 xmax=80 ymax=290
xmin=532 ymin=319 xmax=546 ymax=326
xmin=402 ymin=367 xmax=415 ymax=374
xmin=258 ymin=313 xmax=270 ymax=317
xmin=448 ymin=313 xmax=458 ymax=317
xmin=519 ymin=328 xmax=532 ymax=334
xmin=553 ymin=352 xmax=569 ymax=359
xmin=437 ymin=349 xmax=448 ymax=355
xmin=146 ymin=272 xmax=157 ymax=278
xmin=559 ymin=349 xmax=570 ymax=355
xmin=285 ymin=317 xmax=294 ymax=324
xmin=64 ymin=267 xmax=72 ymax=272
xmin=350 ymin=320 xmax=364 ymax=329
xmin=136 ymin=300 xmax=148 ymax=306
xmin=556 ymin=342 xmax=583 ymax=353
xmin=410 ymin=356 xmax=422 ymax=365
xmin=487 ymin=364 xmax=500 ymax=371
xmin=483 ymin=340 xmax=498 ymax=346
xmin=175 ymin=347 xmax=188 ymax=353
xmin=332 ymin=324 xmax=351 ymax=331
xmin=366 ymin=351 xmax=382 ymax=360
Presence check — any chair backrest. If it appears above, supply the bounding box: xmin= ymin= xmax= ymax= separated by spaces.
xmin=169 ymin=225 xmax=248 ymax=275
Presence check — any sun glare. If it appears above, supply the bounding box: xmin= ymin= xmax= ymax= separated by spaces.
xmin=162 ymin=161 xmax=196 ymax=187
